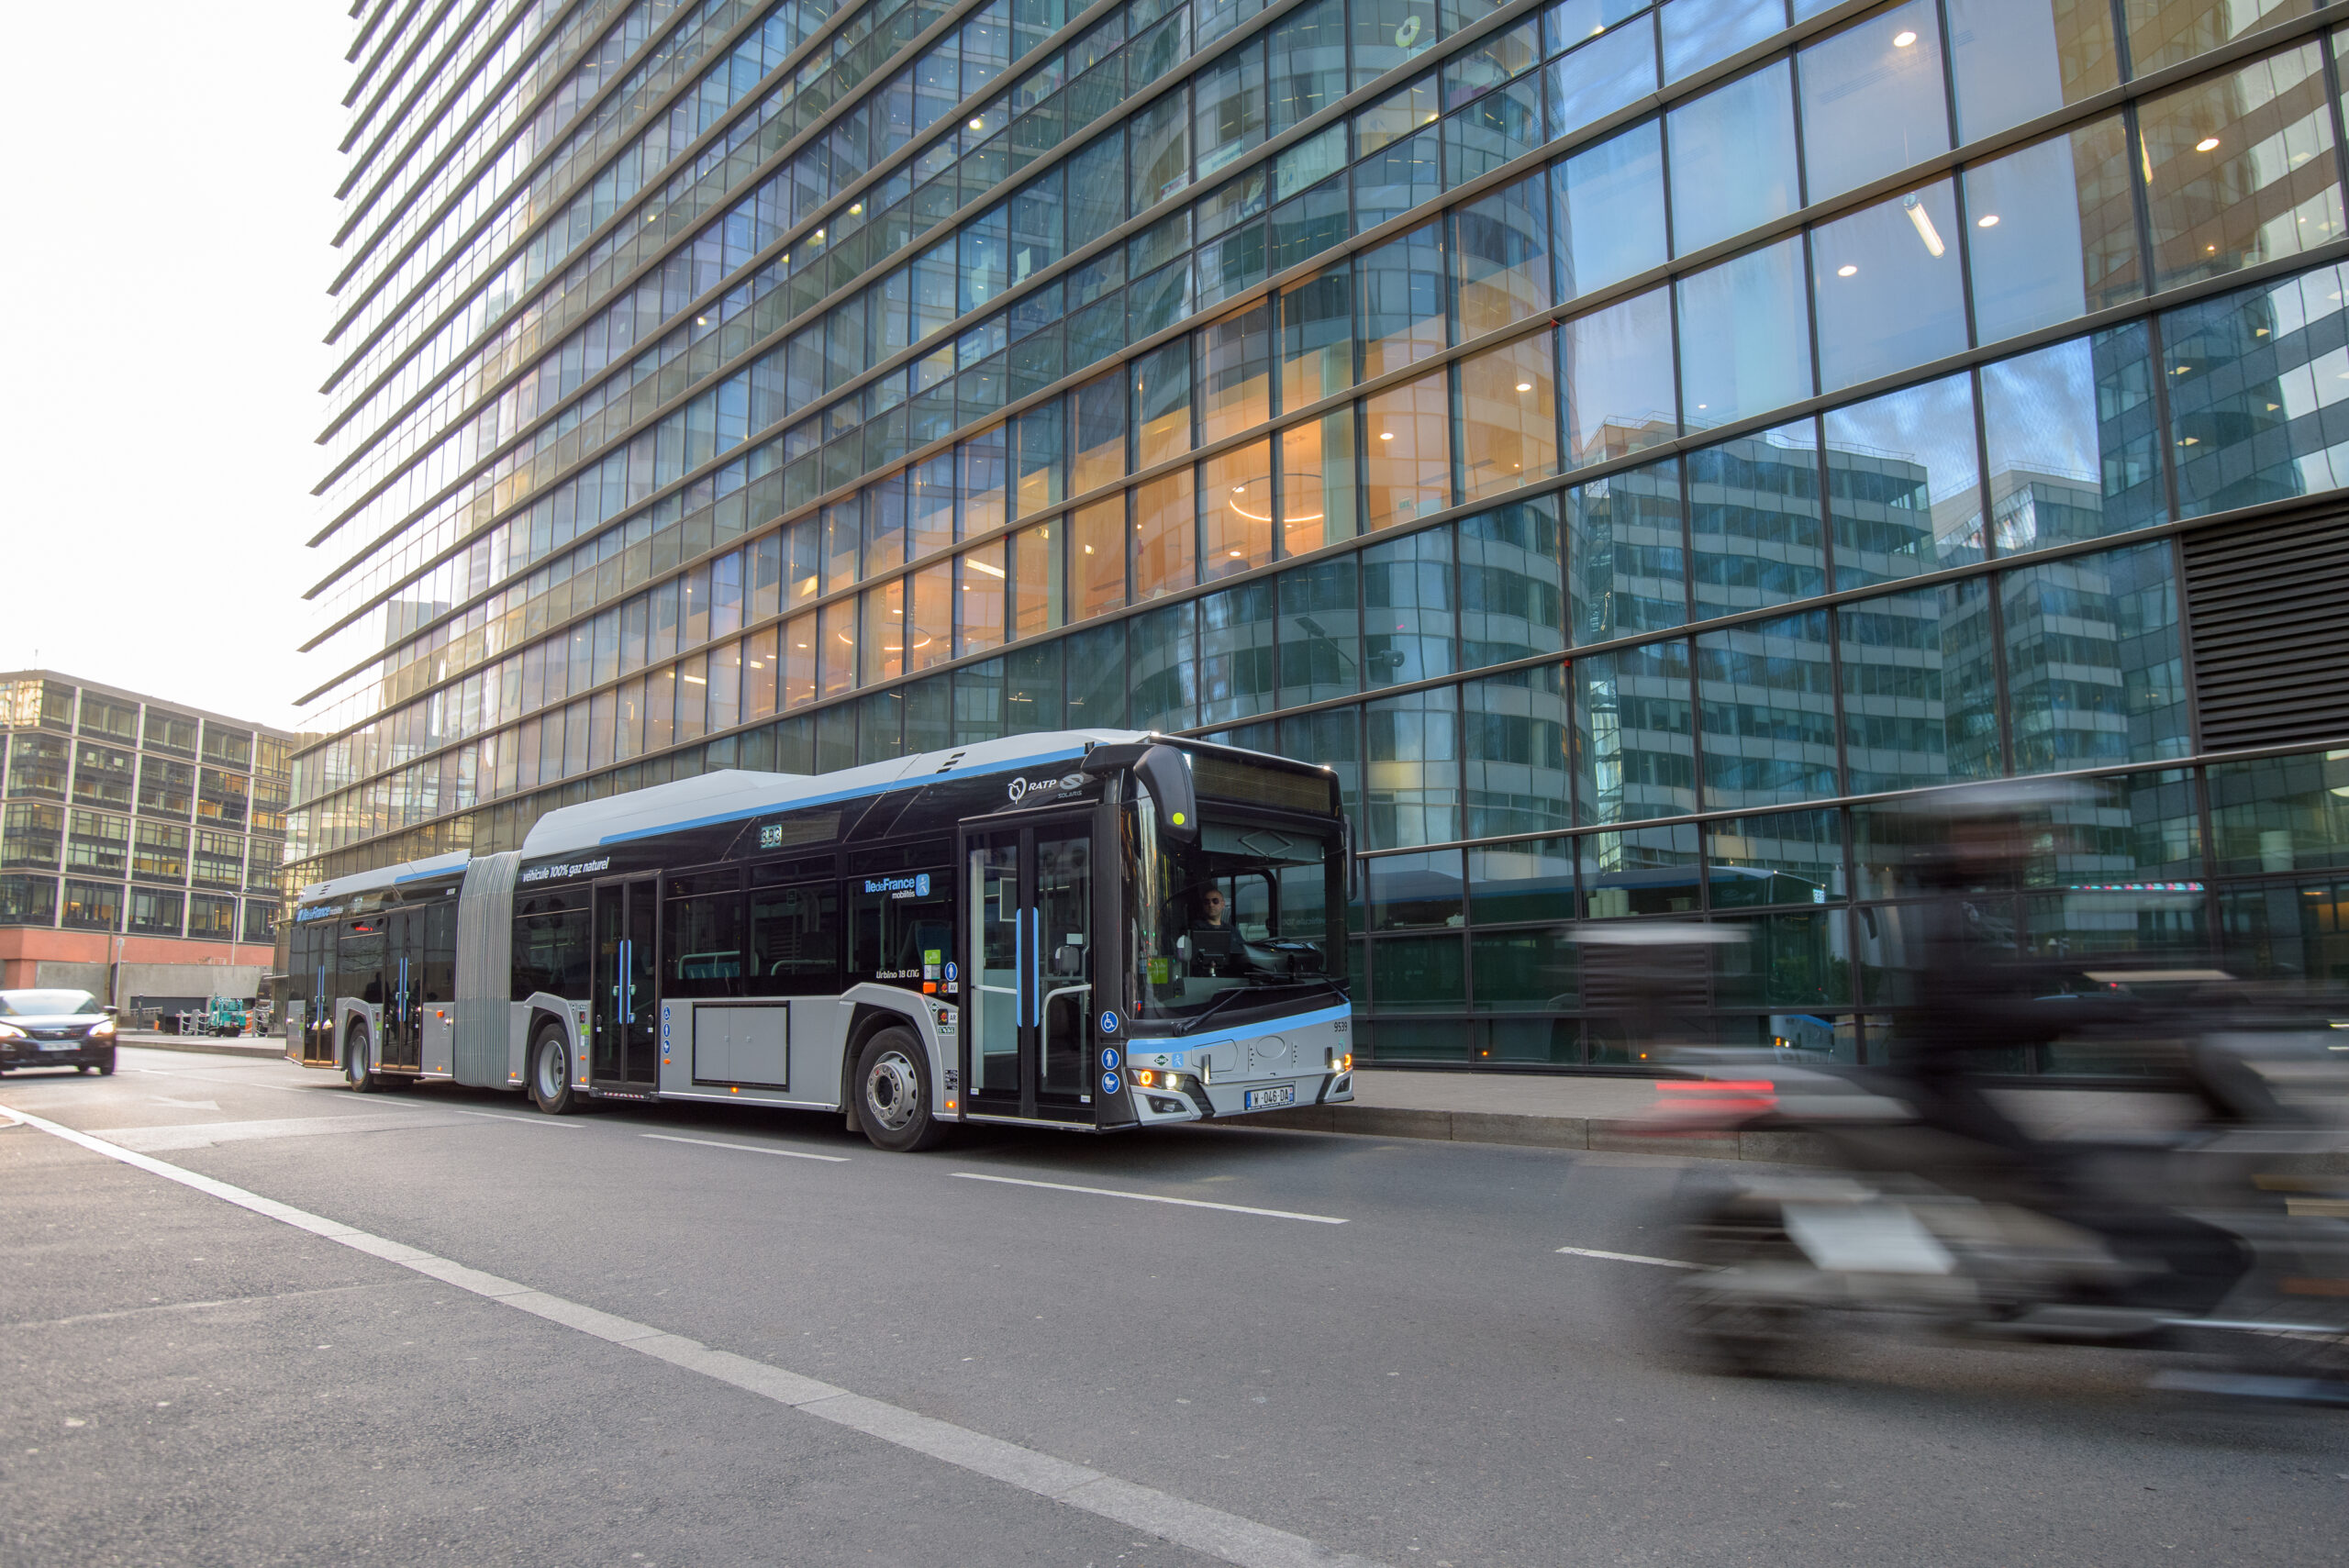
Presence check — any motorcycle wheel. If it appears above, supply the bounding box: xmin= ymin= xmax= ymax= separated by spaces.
xmin=1655 ymin=1194 xmax=1820 ymax=1378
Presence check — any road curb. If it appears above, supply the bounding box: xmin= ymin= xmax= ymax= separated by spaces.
xmin=119 ymin=1037 xmax=288 ymax=1061
xmin=1241 ymin=1103 xmax=1836 ymax=1164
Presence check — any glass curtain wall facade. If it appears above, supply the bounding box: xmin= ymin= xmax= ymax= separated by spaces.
xmin=1 ymin=674 xmax=291 ymax=952
xmin=295 ymin=0 xmax=2349 ymax=1066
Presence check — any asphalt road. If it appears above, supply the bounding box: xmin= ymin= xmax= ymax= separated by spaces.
xmin=2 ymin=1047 xmax=2342 ymax=1567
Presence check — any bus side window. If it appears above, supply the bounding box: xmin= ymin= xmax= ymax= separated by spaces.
xmin=749 ymin=881 xmax=840 ymax=995
xmin=511 ymin=895 xmax=590 ymax=1000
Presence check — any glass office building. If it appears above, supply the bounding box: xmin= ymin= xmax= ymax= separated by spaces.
xmin=1 ymin=673 xmax=289 ymax=991
xmin=293 ymin=0 xmax=2349 ymax=1066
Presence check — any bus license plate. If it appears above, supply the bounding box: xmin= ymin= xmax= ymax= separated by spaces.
xmin=1245 ymin=1085 xmax=1296 ymax=1109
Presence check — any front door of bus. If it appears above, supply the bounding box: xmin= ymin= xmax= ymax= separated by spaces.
xmin=967 ymin=817 xmax=1094 ymax=1120
xmin=592 ymin=878 xmax=658 ymax=1087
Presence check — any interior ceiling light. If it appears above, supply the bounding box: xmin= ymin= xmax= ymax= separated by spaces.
xmin=1903 ymin=193 xmax=1945 ymax=257
xmin=1837 ymin=263 xmax=1859 ymax=277
xmin=1892 ymin=29 xmax=1917 ymax=46
xmin=1516 ymin=382 xmax=1533 ymax=392
xmin=1976 ymin=214 xmax=1999 ymax=228
xmin=2196 ymin=136 xmax=2221 ymax=152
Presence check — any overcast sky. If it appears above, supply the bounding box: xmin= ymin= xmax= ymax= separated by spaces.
xmin=0 ymin=0 xmax=349 ymax=731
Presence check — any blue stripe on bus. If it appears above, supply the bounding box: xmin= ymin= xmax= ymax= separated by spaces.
xmin=593 ymin=744 xmax=1091 ymax=848
xmin=1164 ymin=1001 xmax=1353 ymax=1051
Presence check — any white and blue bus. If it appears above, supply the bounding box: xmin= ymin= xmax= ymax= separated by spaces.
xmin=284 ymin=730 xmax=1353 ymax=1150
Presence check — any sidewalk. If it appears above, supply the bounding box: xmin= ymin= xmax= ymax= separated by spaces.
xmin=1250 ymin=1069 xmax=2219 ymax=1166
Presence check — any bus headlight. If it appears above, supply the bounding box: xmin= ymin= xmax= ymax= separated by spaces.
xmin=1131 ymin=1070 xmax=1195 ymax=1095
xmin=1325 ymin=1049 xmax=1352 ymax=1073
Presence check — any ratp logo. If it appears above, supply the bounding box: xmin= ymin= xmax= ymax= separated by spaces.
xmin=1008 ymin=777 xmax=1027 ymax=803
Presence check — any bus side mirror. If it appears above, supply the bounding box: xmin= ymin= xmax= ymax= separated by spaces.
xmin=1132 ymin=745 xmax=1198 ymax=845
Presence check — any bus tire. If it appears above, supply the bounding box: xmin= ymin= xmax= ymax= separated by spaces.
xmin=345 ymin=1026 xmax=382 ymax=1094
xmin=529 ymin=1024 xmax=584 ymax=1115
xmin=853 ymin=1027 xmax=947 ymax=1152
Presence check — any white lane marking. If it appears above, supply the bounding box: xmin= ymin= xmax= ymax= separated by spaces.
xmin=0 ymin=1105 xmax=1386 ymax=1568
xmin=448 ymin=1107 xmax=584 ymax=1129
xmin=84 ymin=1112 xmax=461 ymax=1152
xmin=642 ymin=1132 xmax=850 ymax=1162
xmin=953 ymin=1171 xmax=1347 ymax=1225
xmin=1554 ymin=1245 xmax=1703 ymax=1269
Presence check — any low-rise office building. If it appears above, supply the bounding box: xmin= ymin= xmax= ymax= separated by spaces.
xmin=0 ymin=673 xmax=288 ymax=1006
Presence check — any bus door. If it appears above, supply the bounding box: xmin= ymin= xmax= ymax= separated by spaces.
xmin=591 ymin=877 xmax=659 ymax=1087
xmin=382 ymin=906 xmax=422 ymax=1070
xmin=964 ymin=814 xmax=1095 ymax=1120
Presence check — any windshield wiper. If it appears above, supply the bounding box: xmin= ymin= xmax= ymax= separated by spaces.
xmin=1172 ymin=978 xmax=1343 ymax=1035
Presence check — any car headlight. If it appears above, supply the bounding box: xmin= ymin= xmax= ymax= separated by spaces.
xmin=0 ymin=1024 xmax=22 ymax=1040
xmin=88 ymin=1018 xmax=116 ymax=1038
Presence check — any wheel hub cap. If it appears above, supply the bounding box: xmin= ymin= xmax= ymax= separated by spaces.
xmin=866 ymin=1051 xmax=920 ymax=1132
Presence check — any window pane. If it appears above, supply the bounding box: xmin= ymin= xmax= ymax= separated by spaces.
xmin=1811 ymin=181 xmax=1967 ymax=393
xmin=1199 ymin=580 xmax=1277 ymax=725
xmin=1130 ymin=87 xmax=1192 ymax=207
xmin=1965 ymin=116 xmax=2143 ymax=341
xmin=1567 ymin=454 xmax=1686 ymax=641
xmin=1668 ymin=61 xmax=1798 ymax=256
xmin=1798 ymin=0 xmax=1948 ymax=202
xmin=1545 ymin=14 xmax=1658 ymax=139
xmin=1370 ymin=847 xmax=1464 ymax=931
xmin=1015 ymin=401 xmax=1066 ymax=519
xmin=1983 ymin=325 xmax=2165 ymax=552
xmin=1824 ymin=373 xmax=1984 ymax=587
xmin=1707 ymin=807 xmax=1845 ymax=906
xmin=1457 ymin=334 xmax=1559 ymax=502
xmin=817 ymin=601 xmax=855 ymax=697
xmin=2139 ymin=42 xmax=2342 ymax=293
xmin=1065 ymin=621 xmax=1129 ymax=727
xmin=1460 ymin=495 xmax=1565 ymax=663
xmin=1359 ymin=224 xmax=1448 ymax=381
xmin=1194 ymin=41 xmax=1267 ymax=179
xmin=1278 ymin=557 xmax=1361 ymax=706
xmin=1575 ymin=639 xmax=1694 ymax=823
xmin=908 ymin=562 xmax=952 ymax=674
xmin=1578 ymin=820 xmax=1699 ymax=914
xmin=1366 ymin=684 xmax=1463 ymax=848
xmin=1270 ymin=0 xmax=1348 ymax=133
xmin=1373 ymin=933 xmax=1466 ymax=1011
xmin=1010 ymin=522 xmax=1062 ymax=639
xmin=861 ymin=581 xmax=905 ymax=686
xmin=1553 ymin=121 xmax=1666 ymax=301
xmin=1697 ymin=609 xmax=1838 ymax=810
xmin=1464 ymin=662 xmax=1571 ymax=835
xmin=1946 ymin=0 xmax=2119 ymax=140
xmin=1280 ymin=264 xmax=1354 ymax=408
xmin=1130 ymin=602 xmax=1198 ymax=731
xmin=1133 ymin=340 xmax=1194 ymax=467
xmin=2003 ymin=539 xmax=2188 ymax=772
xmin=1688 ymin=421 xmax=1827 ymax=618
xmin=1364 ymin=523 xmax=1457 ymax=686
xmin=1132 ymin=469 xmax=1197 ymax=600
xmin=1660 ymin=0 xmax=1786 ymax=83
xmin=1282 ymin=706 xmax=1364 ymax=832
xmin=1563 ymin=287 xmax=1677 ymax=468
xmin=2208 ymin=748 xmax=2349 ymax=874
xmin=2125 ymin=0 xmax=2310 ymax=76
xmin=1364 ymin=371 xmax=1453 ymax=529
xmin=1469 ymin=835 xmax=1573 ymax=923
xmin=1446 ymin=76 xmax=1543 ymax=187
xmin=2165 ymin=262 xmax=2349 ymax=517
xmin=1280 ymin=410 xmax=1359 ymax=554
xmin=1198 ymin=301 xmax=1274 ymax=444
xmin=1353 ymin=0 xmax=1442 ymax=87
xmin=1201 ymin=439 xmax=1275 ymax=579
xmin=1837 ymin=579 xmax=2003 ymax=791
xmin=1070 ymin=496 xmax=1128 ymax=617
xmin=959 ymin=542 xmax=1008 ymax=656
xmin=911 ymin=453 xmax=957 ymax=561
xmin=1008 ymin=639 xmax=1066 ymax=731
xmin=1677 ymin=237 xmax=1810 ymax=429
xmin=1073 ymin=371 xmax=1129 ymax=493
xmin=1453 ymin=173 xmax=1553 ymax=338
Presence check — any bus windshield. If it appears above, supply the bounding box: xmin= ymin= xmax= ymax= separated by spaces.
xmin=1127 ymin=791 xmax=1344 ymax=1029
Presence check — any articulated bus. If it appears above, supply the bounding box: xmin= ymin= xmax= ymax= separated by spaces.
xmin=284 ymin=730 xmax=1354 ymax=1150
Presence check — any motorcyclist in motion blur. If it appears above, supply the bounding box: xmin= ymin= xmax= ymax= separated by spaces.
xmin=1881 ymin=784 xmax=2251 ymax=1318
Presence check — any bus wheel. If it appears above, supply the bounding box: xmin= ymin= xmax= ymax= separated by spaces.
xmin=345 ymin=1027 xmax=381 ymax=1094
xmin=854 ymin=1028 xmax=947 ymax=1152
xmin=529 ymin=1025 xmax=584 ymax=1115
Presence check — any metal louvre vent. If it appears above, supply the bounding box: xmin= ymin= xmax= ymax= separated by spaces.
xmin=2182 ymin=510 xmax=2349 ymax=751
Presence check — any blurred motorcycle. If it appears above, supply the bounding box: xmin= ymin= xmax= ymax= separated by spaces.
xmin=1642 ymin=1023 xmax=2349 ymax=1403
